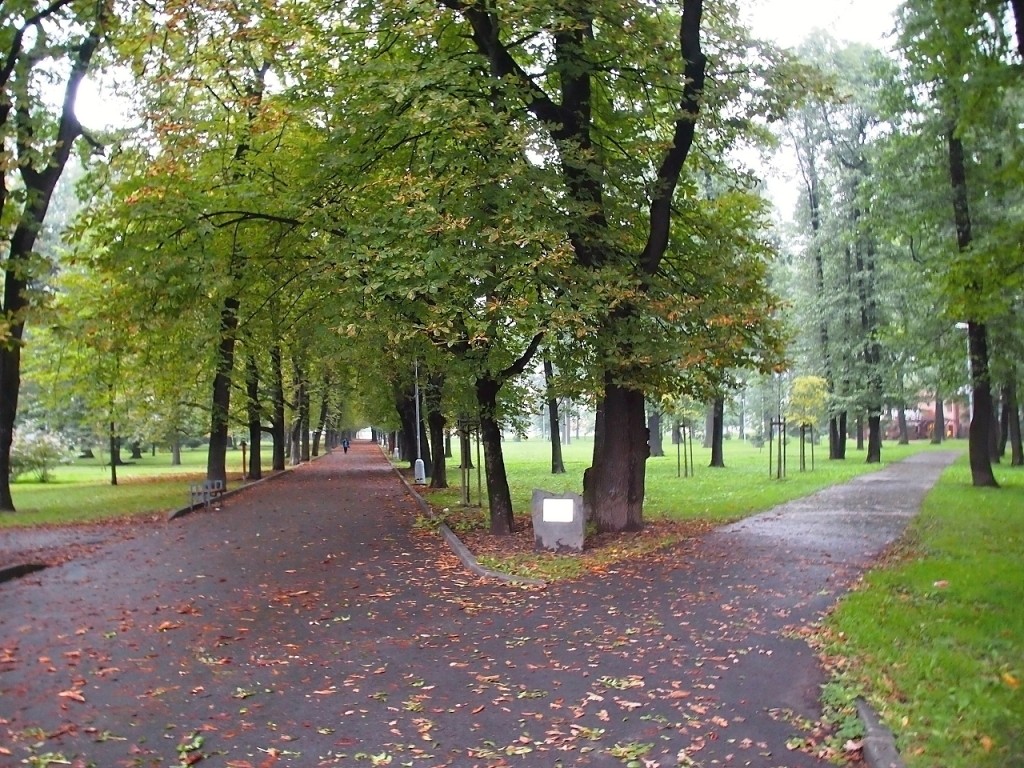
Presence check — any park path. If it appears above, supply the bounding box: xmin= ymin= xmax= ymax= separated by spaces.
xmin=0 ymin=443 xmax=959 ymax=767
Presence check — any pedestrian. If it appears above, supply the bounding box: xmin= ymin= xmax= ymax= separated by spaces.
xmin=342 ymin=438 xmax=350 ymax=454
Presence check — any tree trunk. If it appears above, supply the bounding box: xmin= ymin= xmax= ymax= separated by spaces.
xmin=109 ymin=423 xmax=119 ymax=487
xmin=947 ymin=128 xmax=998 ymax=487
xmin=1005 ymin=381 xmax=1023 ymax=467
xmin=171 ymin=437 xmax=181 ymax=466
xmin=0 ymin=27 xmax=101 ymax=512
xmin=585 ymin=378 xmax=647 ymax=533
xmin=999 ymin=386 xmax=1010 ymax=458
xmin=897 ymin=405 xmax=909 ymax=445
xmin=709 ymin=396 xmax=725 ymax=467
xmin=1011 ymin=0 xmax=1024 ymax=59
xmin=866 ymin=415 xmax=882 ymax=463
xmin=829 ymin=413 xmax=848 ymax=459
xmin=245 ymin=354 xmax=262 ymax=480
xmin=544 ymin=359 xmax=566 ymax=474
xmin=269 ymin=345 xmax=286 ymax=471
xmin=129 ymin=441 xmax=143 ymax=460
xmin=967 ymin=323 xmax=999 ymax=486
xmin=207 ymin=296 xmax=239 ymax=486
xmin=648 ymin=407 xmax=664 ymax=458
xmin=459 ymin=426 xmax=473 ymax=469
xmin=299 ymin=372 xmax=310 ymax=463
xmin=312 ymin=380 xmax=330 ymax=458
xmin=932 ymin=396 xmax=945 ymax=444
xmin=476 ymin=377 xmax=514 ymax=535
xmin=427 ymin=372 xmax=447 ymax=489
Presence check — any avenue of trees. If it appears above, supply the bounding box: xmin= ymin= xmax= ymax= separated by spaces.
xmin=1 ymin=1 xmax=1021 ymax=533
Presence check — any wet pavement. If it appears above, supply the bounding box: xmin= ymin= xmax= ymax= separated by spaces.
xmin=0 ymin=444 xmax=959 ymax=767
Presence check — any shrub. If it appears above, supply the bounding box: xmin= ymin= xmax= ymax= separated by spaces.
xmin=11 ymin=424 xmax=73 ymax=483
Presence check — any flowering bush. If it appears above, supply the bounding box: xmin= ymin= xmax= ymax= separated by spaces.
xmin=10 ymin=424 xmax=73 ymax=483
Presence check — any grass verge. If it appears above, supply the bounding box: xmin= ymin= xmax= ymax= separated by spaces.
xmin=820 ymin=458 xmax=1023 ymax=768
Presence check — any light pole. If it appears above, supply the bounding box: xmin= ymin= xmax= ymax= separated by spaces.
xmin=413 ymin=360 xmax=426 ymax=484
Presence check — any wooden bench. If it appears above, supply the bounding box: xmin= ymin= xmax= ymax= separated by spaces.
xmin=189 ymin=479 xmax=226 ymax=510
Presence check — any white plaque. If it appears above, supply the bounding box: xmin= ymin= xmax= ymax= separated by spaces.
xmin=542 ymin=498 xmax=575 ymax=523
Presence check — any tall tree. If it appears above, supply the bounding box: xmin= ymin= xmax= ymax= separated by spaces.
xmin=0 ymin=2 xmax=107 ymax=511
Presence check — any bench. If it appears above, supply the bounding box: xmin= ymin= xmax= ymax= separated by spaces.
xmin=189 ymin=479 xmax=226 ymax=510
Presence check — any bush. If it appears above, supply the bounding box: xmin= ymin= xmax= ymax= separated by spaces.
xmin=11 ymin=424 xmax=73 ymax=483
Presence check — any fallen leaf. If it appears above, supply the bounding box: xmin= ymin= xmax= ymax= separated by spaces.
xmin=58 ymin=689 xmax=86 ymax=703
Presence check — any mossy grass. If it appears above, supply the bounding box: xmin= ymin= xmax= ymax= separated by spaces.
xmin=822 ymin=457 xmax=1023 ymax=768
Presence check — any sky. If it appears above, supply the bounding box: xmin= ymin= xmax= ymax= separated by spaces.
xmin=745 ymin=0 xmax=901 ymax=50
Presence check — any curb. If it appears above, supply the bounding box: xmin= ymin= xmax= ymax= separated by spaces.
xmin=381 ymin=445 xmax=546 ymax=588
xmin=856 ymin=698 xmax=906 ymax=768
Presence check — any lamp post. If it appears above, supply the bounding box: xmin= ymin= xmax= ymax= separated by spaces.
xmin=413 ymin=360 xmax=426 ymax=484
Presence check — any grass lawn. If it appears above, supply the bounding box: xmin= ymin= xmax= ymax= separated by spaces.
xmin=2 ymin=446 xmax=274 ymax=528
xmin=823 ymin=458 xmax=1023 ymax=768
xmin=429 ymin=435 xmax=961 ymax=524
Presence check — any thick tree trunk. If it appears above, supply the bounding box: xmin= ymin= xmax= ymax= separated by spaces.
xmin=1011 ymin=0 xmax=1024 ymax=59
xmin=207 ymin=296 xmax=239 ymax=486
xmin=648 ymin=407 xmax=664 ymax=458
xmin=170 ymin=437 xmax=181 ymax=466
xmin=476 ymin=377 xmax=514 ymax=534
xmin=427 ymin=373 xmax=447 ymax=489
xmin=129 ymin=441 xmax=143 ymax=460
xmin=269 ymin=345 xmax=286 ymax=471
xmin=585 ymin=378 xmax=647 ymax=533
xmin=866 ymin=415 xmax=882 ymax=463
xmin=544 ymin=359 xmax=565 ymax=474
xmin=245 ymin=355 xmax=262 ymax=480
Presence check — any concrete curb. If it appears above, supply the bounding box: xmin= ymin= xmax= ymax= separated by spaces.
xmin=380 ymin=445 xmax=546 ymax=588
xmin=856 ymin=697 xmax=906 ymax=768
xmin=167 ymin=449 xmax=335 ymax=521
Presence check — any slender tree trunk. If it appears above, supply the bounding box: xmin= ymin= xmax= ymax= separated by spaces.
xmin=648 ymin=406 xmax=665 ymax=458
xmin=709 ymin=396 xmax=725 ymax=467
xmin=245 ymin=354 xmax=262 ymax=480
xmin=476 ymin=376 xmax=514 ymax=534
xmin=0 ymin=27 xmax=101 ymax=512
xmin=829 ymin=413 xmax=848 ymax=459
xmin=109 ymin=423 xmax=119 ymax=487
xmin=1006 ymin=381 xmax=1023 ymax=466
xmin=427 ymin=372 xmax=447 ymax=489
xmin=312 ymin=379 xmax=330 ymax=458
xmin=299 ymin=371 xmax=310 ymax=463
xmin=207 ymin=297 xmax=239 ymax=485
xmin=948 ymin=128 xmax=998 ymax=487
xmin=932 ymin=396 xmax=945 ymax=444
xmin=270 ymin=345 xmax=286 ymax=471
xmin=897 ymin=405 xmax=910 ymax=445
xmin=544 ymin=359 xmax=565 ymax=474
xmin=999 ymin=386 xmax=1010 ymax=458
xmin=584 ymin=378 xmax=647 ymax=533
xmin=459 ymin=426 xmax=473 ymax=469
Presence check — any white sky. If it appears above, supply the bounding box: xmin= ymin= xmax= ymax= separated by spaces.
xmin=745 ymin=0 xmax=901 ymax=50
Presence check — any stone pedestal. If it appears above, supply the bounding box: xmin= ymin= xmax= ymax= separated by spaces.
xmin=531 ymin=490 xmax=585 ymax=553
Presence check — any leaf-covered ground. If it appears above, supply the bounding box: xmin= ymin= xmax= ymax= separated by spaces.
xmin=0 ymin=443 xmax=957 ymax=767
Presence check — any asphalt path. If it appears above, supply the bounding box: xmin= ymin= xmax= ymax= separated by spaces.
xmin=0 ymin=442 xmax=959 ymax=767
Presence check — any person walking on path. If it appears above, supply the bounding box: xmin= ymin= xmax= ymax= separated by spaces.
xmin=342 ymin=436 xmax=350 ymax=453
xmin=0 ymin=443 xmax=959 ymax=767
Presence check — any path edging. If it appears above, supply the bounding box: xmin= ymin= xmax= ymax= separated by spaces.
xmin=380 ymin=445 xmax=546 ymax=587
xmin=856 ymin=698 xmax=906 ymax=768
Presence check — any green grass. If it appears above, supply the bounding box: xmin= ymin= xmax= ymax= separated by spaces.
xmin=2 ymin=447 xmax=272 ymax=528
xmin=823 ymin=458 xmax=1024 ymax=768
xmin=432 ymin=436 xmax=960 ymax=524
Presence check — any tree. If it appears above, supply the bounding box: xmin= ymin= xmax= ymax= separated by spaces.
xmin=0 ymin=2 xmax=107 ymax=510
